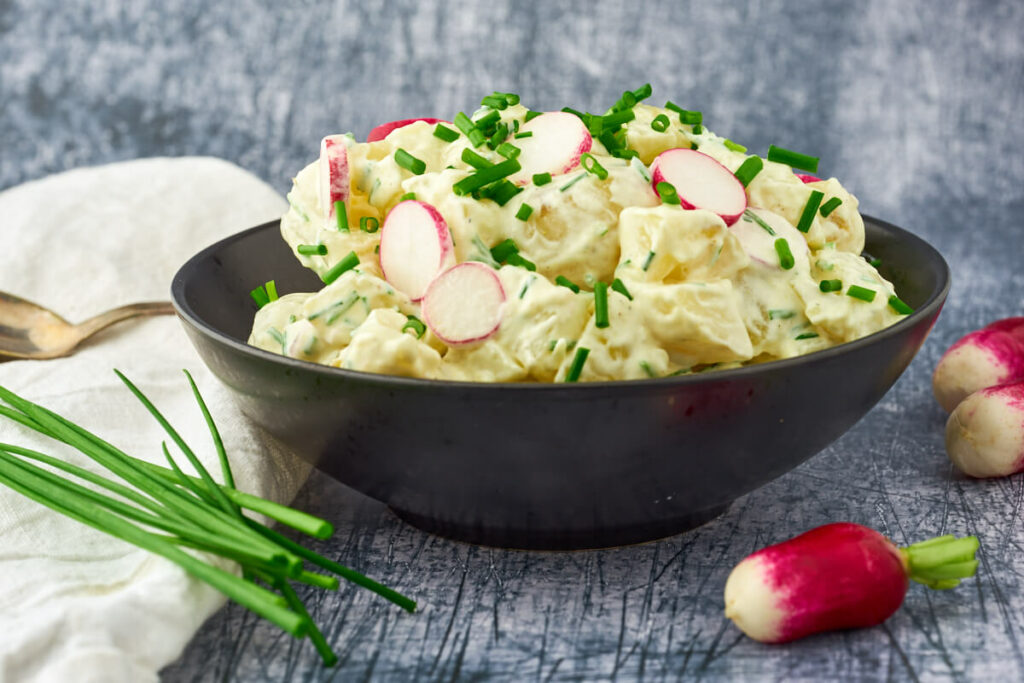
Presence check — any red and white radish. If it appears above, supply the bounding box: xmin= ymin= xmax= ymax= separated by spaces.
xmin=650 ymin=148 xmax=748 ymax=225
xmin=509 ymin=112 xmax=592 ymax=184
xmin=932 ymin=317 xmax=1024 ymax=412
xmin=318 ymin=135 xmax=351 ymax=218
xmin=724 ymin=522 xmax=978 ymax=644
xmin=367 ymin=118 xmax=446 ymax=143
xmin=421 ymin=262 xmax=505 ymax=346
xmin=796 ymin=173 xmax=822 ymax=184
xmin=729 ymin=207 xmax=809 ymax=271
xmin=946 ymin=382 xmax=1024 ymax=477
xmin=378 ymin=200 xmax=455 ymax=301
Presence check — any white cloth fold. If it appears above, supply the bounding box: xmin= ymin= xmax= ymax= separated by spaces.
xmin=0 ymin=158 xmax=311 ymax=683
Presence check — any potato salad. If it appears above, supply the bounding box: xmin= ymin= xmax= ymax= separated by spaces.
xmin=249 ymin=87 xmax=912 ymax=382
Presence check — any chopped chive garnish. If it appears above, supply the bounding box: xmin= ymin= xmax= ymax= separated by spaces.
xmin=320 ymin=251 xmax=359 ymax=285
xmin=561 ymin=106 xmax=586 ymax=119
xmin=532 ymin=172 xmax=552 ymax=186
xmin=452 ymin=158 xmax=521 ymax=196
xmin=639 ymin=360 xmax=656 ymax=378
xmin=359 ymin=216 xmax=379 ymax=233
xmin=650 ymin=114 xmax=670 ymax=132
xmin=517 ymin=277 xmax=533 ymax=299
xmin=847 ymin=285 xmax=877 ymax=302
xmin=334 ymin=200 xmax=349 ymax=232
xmin=400 ymin=192 xmax=416 ymax=201
xmin=665 ymin=102 xmax=702 ymax=125
xmin=555 ymin=275 xmax=580 ymax=293
xmin=796 ymin=190 xmax=825 ymax=233
xmin=564 ymin=347 xmax=590 ymax=382
xmin=496 ymin=142 xmax=521 ymax=159
xmin=475 ymin=109 xmax=501 ymax=130
xmin=481 ymin=179 xmax=522 ymax=206
xmin=524 ymin=110 xmax=542 ymax=122
xmin=454 ymin=112 xmax=486 ymax=147
xmin=263 ymin=281 xmax=278 ymax=302
xmin=611 ymin=278 xmax=633 ymax=301
xmin=743 ymin=209 xmax=776 ymax=235
xmin=501 ymin=92 xmax=520 ymax=106
xmin=402 ymin=315 xmax=426 ymax=339
xmin=395 ymin=148 xmax=426 ymax=175
xmin=433 ymin=123 xmax=459 ymax=142
xmin=723 ymin=139 xmax=747 ymax=153
xmin=795 ymin=332 xmax=820 ymax=340
xmin=490 ymin=238 xmax=519 ymax=263
xmin=768 ymin=309 xmax=795 ymax=319
xmin=266 ymin=326 xmax=286 ymax=348
xmin=559 ymin=172 xmax=587 ymax=192
xmin=656 ymin=181 xmax=680 ymax=205
xmin=642 ymin=250 xmax=656 ymax=271
xmin=600 ymin=109 xmax=636 ymax=129
xmin=297 ymin=244 xmax=327 ymax=256
xmin=511 ymin=119 xmax=519 ymax=133
xmin=774 ymin=239 xmax=795 ymax=270
xmin=611 ymin=148 xmax=639 ymax=160
xmin=480 ymin=94 xmax=508 ymax=110
xmin=733 ymin=157 xmax=763 ymax=187
xmin=819 ymin=197 xmax=843 ymax=217
xmin=868 ymin=257 xmax=882 ymax=268
xmin=888 ymin=295 xmax=914 ymax=315
xmin=613 ymin=90 xmax=637 ymax=112
xmin=632 ymin=83 xmax=653 ymax=101
xmin=580 ymin=153 xmax=608 ymax=180
xmin=487 ymin=122 xmax=509 ymax=148
xmin=513 ymin=131 xmax=533 ymax=139
xmin=691 ymin=123 xmax=703 ymax=135
xmin=250 ymin=284 xmax=270 ymax=309
xmin=462 ymin=148 xmax=494 ymax=170
xmin=505 ymin=253 xmax=536 ymax=271
xmin=767 ymin=145 xmax=820 ymax=173
xmin=594 ymin=282 xmax=610 ymax=328
xmin=515 ymin=203 xmax=534 ymax=221
xmin=819 ymin=279 xmax=843 ymax=292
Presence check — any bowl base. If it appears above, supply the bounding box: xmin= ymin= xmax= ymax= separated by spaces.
xmin=388 ymin=504 xmax=732 ymax=550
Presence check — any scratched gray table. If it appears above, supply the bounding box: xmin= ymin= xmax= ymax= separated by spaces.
xmin=3 ymin=1 xmax=1023 ymax=680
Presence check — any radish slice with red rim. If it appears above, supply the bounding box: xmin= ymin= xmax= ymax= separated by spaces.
xmin=421 ymin=263 xmax=505 ymax=346
xmin=367 ymin=118 xmax=446 ymax=142
xmin=795 ymin=173 xmax=822 ymax=184
xmin=510 ymin=112 xmax=592 ymax=184
xmin=651 ymin=148 xmax=747 ymax=225
xmin=318 ymin=135 xmax=351 ymax=217
xmin=378 ymin=200 xmax=455 ymax=301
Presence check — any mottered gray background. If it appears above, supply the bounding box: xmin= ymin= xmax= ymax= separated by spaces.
xmin=2 ymin=0 xmax=1023 ymax=680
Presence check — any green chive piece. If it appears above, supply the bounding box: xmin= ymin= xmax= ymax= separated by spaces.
xmin=474 ymin=109 xmax=501 ymax=131
xmin=321 ymin=251 xmax=359 ymax=285
xmin=632 ymin=83 xmax=653 ymax=101
xmin=505 ymin=253 xmax=536 ymax=271
xmin=565 ymin=347 xmax=590 ymax=382
xmin=767 ymin=144 xmax=820 ymax=173
xmin=580 ymin=153 xmax=608 ymax=180
xmin=513 ymin=131 xmax=533 ymax=139
xmin=555 ymin=275 xmax=580 ymax=293
xmin=642 ymin=250 xmax=656 ymax=271
xmin=524 ymin=110 xmax=542 ymax=122
xmin=743 ymin=209 xmax=776 ymax=235
xmin=723 ymin=139 xmax=747 ymax=153
xmin=462 ymin=148 xmax=494 ymax=170
xmin=650 ymin=114 xmax=671 ymax=132
xmin=487 ymin=122 xmax=509 ymax=148
xmin=656 ymin=181 xmax=680 ymax=205
xmin=847 ymin=285 xmax=877 ymax=302
xmin=496 ymin=142 xmax=521 ymax=159
xmin=263 ymin=281 xmax=278 ymax=303
xmin=774 ymin=239 xmax=795 ymax=270
xmin=611 ymin=278 xmax=633 ymax=301
xmin=359 ymin=216 xmax=380 ymax=233
xmin=796 ymin=190 xmax=825 ymax=233
xmin=819 ymin=197 xmax=843 ymax=217
xmin=515 ymin=203 xmax=534 ymax=221
xmin=501 ymin=92 xmax=520 ymax=106
xmin=733 ymin=157 xmax=763 ymax=187
xmin=532 ymin=172 xmax=552 ymax=186
xmin=490 ymin=239 xmax=519 ymax=263
xmin=888 ymin=295 xmax=914 ymax=315
xmin=266 ymin=327 xmax=285 ymax=349
xmin=639 ymin=360 xmax=656 ymax=378
xmin=454 ymin=112 xmax=486 ymax=147
xmin=480 ymin=94 xmax=508 ymax=110
xmin=819 ymin=279 xmax=843 ymax=292
xmin=334 ymin=200 xmax=349 ymax=232
xmin=402 ymin=315 xmax=426 ymax=338
xmin=868 ymin=257 xmax=882 ymax=268
xmin=559 ymin=172 xmax=587 ymax=192
xmin=795 ymin=332 xmax=820 ymax=340
xmin=482 ymin=179 xmax=522 ymax=206
xmin=297 ymin=244 xmax=327 ymax=256
xmin=691 ymin=123 xmax=703 ymax=135
xmin=395 ymin=148 xmax=426 ymax=175
xmin=433 ymin=123 xmax=459 ymax=142
xmin=250 ymin=285 xmax=270 ymax=309
xmin=400 ymin=192 xmax=416 ymax=201
xmin=594 ymin=282 xmax=610 ymax=328
xmin=768 ymin=309 xmax=795 ymax=319
xmin=665 ymin=103 xmax=702 ymax=125
xmin=452 ymin=158 xmax=521 ymax=196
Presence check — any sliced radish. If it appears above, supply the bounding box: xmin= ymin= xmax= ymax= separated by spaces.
xmin=367 ymin=118 xmax=446 ymax=143
xmin=651 ymin=148 xmax=748 ymax=225
xmin=378 ymin=200 xmax=455 ymax=301
xmin=421 ymin=263 xmax=505 ymax=346
xmin=796 ymin=173 xmax=822 ymax=184
xmin=509 ymin=112 xmax=592 ymax=184
xmin=318 ymin=135 xmax=350 ymax=218
xmin=729 ymin=207 xmax=810 ymax=271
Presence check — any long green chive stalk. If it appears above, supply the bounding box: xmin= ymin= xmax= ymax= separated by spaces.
xmin=0 ymin=372 xmax=416 ymax=666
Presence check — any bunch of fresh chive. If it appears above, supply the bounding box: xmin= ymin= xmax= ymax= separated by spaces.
xmin=0 ymin=370 xmax=415 ymax=666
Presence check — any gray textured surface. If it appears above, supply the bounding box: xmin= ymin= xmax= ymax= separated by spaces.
xmin=3 ymin=0 xmax=1024 ymax=680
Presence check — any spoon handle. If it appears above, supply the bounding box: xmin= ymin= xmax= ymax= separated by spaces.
xmin=73 ymin=301 xmax=177 ymax=341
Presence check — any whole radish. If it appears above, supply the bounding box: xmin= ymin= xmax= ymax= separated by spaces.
xmin=933 ymin=317 xmax=1024 ymax=412
xmin=946 ymin=382 xmax=1024 ymax=477
xmin=724 ymin=523 xmax=978 ymax=643
xmin=367 ymin=118 xmax=446 ymax=142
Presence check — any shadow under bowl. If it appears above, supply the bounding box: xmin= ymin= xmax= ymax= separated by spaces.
xmin=171 ymin=216 xmax=949 ymax=550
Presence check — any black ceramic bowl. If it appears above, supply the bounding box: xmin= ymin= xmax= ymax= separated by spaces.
xmin=171 ymin=216 xmax=948 ymax=550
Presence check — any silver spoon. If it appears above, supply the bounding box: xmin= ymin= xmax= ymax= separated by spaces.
xmin=0 ymin=291 xmax=175 ymax=360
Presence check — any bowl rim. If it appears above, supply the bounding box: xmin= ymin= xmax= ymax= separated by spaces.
xmin=171 ymin=214 xmax=950 ymax=395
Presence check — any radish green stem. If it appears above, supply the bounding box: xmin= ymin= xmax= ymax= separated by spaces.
xmin=900 ymin=535 xmax=980 ymax=589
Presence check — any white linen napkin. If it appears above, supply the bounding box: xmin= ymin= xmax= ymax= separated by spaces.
xmin=0 ymin=158 xmax=311 ymax=683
